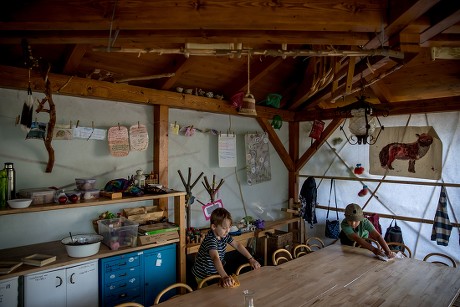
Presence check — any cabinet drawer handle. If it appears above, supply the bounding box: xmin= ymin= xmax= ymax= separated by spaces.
xmin=70 ymin=273 xmax=76 ymax=284
xmin=118 ymin=262 xmax=127 ymax=267
xmin=56 ymin=276 xmax=63 ymax=288
xmin=119 ymin=273 xmax=127 ymax=277
xmin=119 ymin=283 xmax=127 ymax=288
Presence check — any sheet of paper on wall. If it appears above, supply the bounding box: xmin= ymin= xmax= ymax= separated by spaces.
xmin=218 ymin=134 xmax=237 ymax=167
xmin=53 ymin=124 xmax=73 ymax=140
xmin=108 ymin=126 xmax=130 ymax=157
xmin=129 ymin=123 xmax=149 ymax=151
xmin=73 ymin=126 xmax=107 ymax=140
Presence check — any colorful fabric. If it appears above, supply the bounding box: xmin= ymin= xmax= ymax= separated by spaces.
xmin=431 ymin=186 xmax=452 ymax=246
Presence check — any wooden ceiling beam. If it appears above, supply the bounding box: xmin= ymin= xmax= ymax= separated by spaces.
xmin=295 ymin=118 xmax=344 ymax=171
xmin=365 ymin=0 xmax=441 ymax=49
xmin=294 ymin=96 xmax=460 ymax=121
xmin=0 ymin=30 xmax=371 ymax=46
xmin=159 ymin=57 xmax=192 ymax=90
xmin=62 ymin=44 xmax=89 ymax=75
xmin=0 ymin=64 xmax=296 ymax=121
xmin=256 ymin=117 xmax=294 ymax=172
xmin=2 ymin=2 xmax=385 ymax=32
xmin=420 ymin=9 xmax=460 ymax=44
xmin=226 ymin=57 xmax=284 ymax=96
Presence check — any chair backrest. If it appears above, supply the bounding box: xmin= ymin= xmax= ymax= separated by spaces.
xmin=306 ymin=237 xmax=325 ymax=251
xmin=352 ymin=238 xmax=382 ymax=250
xmin=423 ymin=253 xmax=457 ymax=268
xmin=114 ymin=303 xmax=144 ymax=307
xmin=153 ymin=283 xmax=193 ymax=305
xmin=293 ymin=244 xmax=313 ymax=258
xmin=236 ymin=263 xmax=252 ymax=275
xmin=197 ymin=274 xmax=221 ymax=289
xmin=387 ymin=242 xmax=412 ymax=258
xmin=272 ymin=248 xmax=293 ymax=265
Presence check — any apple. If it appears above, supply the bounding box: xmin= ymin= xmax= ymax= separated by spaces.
xmin=58 ymin=195 xmax=68 ymax=204
xmin=69 ymin=194 xmax=79 ymax=203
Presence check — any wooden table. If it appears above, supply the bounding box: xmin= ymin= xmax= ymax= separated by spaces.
xmin=159 ymin=244 xmax=460 ymax=306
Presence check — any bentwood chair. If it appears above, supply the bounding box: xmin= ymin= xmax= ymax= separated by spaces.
xmin=153 ymin=282 xmax=193 ymax=304
xmin=293 ymin=244 xmax=313 ymax=258
xmin=236 ymin=263 xmax=252 ymax=275
xmin=272 ymin=248 xmax=293 ymax=265
xmin=197 ymin=274 xmax=221 ymax=289
xmin=306 ymin=237 xmax=325 ymax=251
xmin=114 ymin=303 xmax=144 ymax=307
xmin=423 ymin=253 xmax=457 ymax=268
xmin=353 ymin=238 xmax=382 ymax=251
xmin=387 ymin=242 xmax=412 ymax=258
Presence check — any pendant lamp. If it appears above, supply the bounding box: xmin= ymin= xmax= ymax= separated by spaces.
xmin=238 ymin=53 xmax=257 ymax=116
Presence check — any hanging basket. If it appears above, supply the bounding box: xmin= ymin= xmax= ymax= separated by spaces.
xmin=238 ymin=93 xmax=257 ymax=116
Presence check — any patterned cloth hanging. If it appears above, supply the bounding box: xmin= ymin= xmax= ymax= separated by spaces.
xmin=431 ymin=186 xmax=452 ymax=246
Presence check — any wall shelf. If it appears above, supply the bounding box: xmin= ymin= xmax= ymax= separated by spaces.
xmin=0 ymin=191 xmax=186 ymax=216
xmin=0 ymin=191 xmax=188 ymax=283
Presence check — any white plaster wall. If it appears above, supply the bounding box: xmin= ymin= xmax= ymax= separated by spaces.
xmin=0 ymin=88 xmax=289 ymax=249
xmin=300 ymin=113 xmax=460 ymax=262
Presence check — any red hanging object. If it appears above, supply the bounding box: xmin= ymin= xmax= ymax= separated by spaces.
xmin=354 ymin=163 xmax=364 ymax=175
xmin=309 ymin=120 xmax=325 ymax=140
xmin=358 ymin=185 xmax=368 ymax=197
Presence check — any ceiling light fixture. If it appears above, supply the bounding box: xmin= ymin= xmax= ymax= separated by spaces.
xmin=339 ymin=74 xmax=384 ymax=145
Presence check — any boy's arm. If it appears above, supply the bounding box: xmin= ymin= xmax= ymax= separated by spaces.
xmin=229 ymin=240 xmax=261 ymax=269
xmin=209 ymin=249 xmax=234 ymax=287
xmin=348 ymin=232 xmax=384 ymax=256
xmin=369 ymin=230 xmax=395 ymax=258
xmin=209 ymin=249 xmax=228 ymax=278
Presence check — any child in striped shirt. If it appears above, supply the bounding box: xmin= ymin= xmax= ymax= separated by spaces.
xmin=192 ymin=208 xmax=260 ymax=288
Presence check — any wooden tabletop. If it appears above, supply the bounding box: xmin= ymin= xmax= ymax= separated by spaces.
xmin=159 ymin=244 xmax=460 ymax=307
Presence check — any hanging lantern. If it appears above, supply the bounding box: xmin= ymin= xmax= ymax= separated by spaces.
xmin=348 ymin=106 xmax=376 ymax=144
xmin=238 ymin=54 xmax=257 ymax=116
xmin=340 ymin=95 xmax=384 ymax=145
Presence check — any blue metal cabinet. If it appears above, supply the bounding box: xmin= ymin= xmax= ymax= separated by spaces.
xmin=99 ymin=251 xmax=144 ymax=307
xmin=99 ymin=244 xmax=177 ymax=307
xmin=143 ymin=244 xmax=177 ymax=306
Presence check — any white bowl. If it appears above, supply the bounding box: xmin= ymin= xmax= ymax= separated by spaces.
xmin=7 ymin=198 xmax=32 ymax=209
xmin=61 ymin=234 xmax=103 ymax=258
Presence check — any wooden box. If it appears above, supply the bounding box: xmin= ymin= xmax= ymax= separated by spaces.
xmin=137 ymin=231 xmax=179 ymax=246
xmin=137 ymin=222 xmax=180 ymax=246
xmin=124 ymin=206 xmax=164 ymax=224
xmin=265 ymin=230 xmax=293 ymax=264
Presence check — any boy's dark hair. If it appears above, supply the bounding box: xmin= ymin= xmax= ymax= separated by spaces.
xmin=210 ymin=208 xmax=232 ymax=226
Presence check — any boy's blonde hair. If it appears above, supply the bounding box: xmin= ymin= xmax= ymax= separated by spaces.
xmin=210 ymin=208 xmax=232 ymax=226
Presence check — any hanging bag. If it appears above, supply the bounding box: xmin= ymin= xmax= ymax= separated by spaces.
xmin=365 ymin=213 xmax=382 ymax=234
xmin=384 ymin=219 xmax=405 ymax=252
xmin=325 ymin=179 xmax=340 ymax=239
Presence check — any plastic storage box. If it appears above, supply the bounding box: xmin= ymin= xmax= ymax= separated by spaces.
xmin=97 ymin=217 xmax=139 ymax=250
xmin=18 ymin=188 xmax=55 ymax=205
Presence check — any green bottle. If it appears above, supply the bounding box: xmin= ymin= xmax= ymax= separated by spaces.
xmin=0 ymin=168 xmax=7 ymax=208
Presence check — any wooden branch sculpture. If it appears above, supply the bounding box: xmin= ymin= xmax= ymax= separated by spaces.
xmin=178 ymin=167 xmax=204 ymax=229
xmin=202 ymin=175 xmax=224 ymax=203
xmin=23 ymin=40 xmax=56 ymax=173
